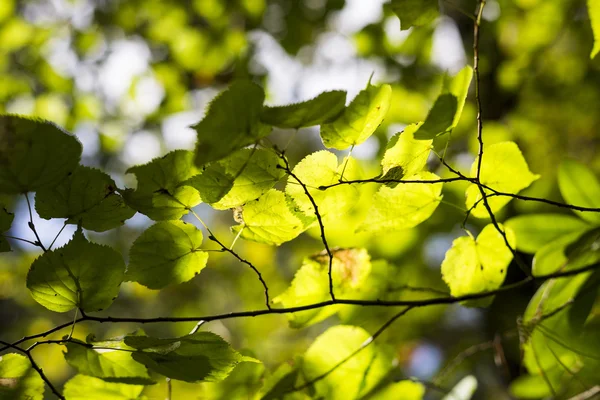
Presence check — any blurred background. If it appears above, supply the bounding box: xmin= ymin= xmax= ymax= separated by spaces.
xmin=0 ymin=0 xmax=599 ymax=398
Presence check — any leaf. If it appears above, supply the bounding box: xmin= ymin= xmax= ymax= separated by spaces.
xmin=35 ymin=166 xmax=135 ymax=232
xmin=285 ymin=151 xmax=361 ymax=220
xmin=63 ymin=375 xmax=144 ymax=400
xmin=0 ymin=353 xmax=44 ymax=400
xmin=231 ymin=189 xmax=312 ymax=246
xmin=414 ymin=66 xmax=473 ymax=140
xmin=259 ymin=363 xmax=301 ymax=400
xmin=369 ymin=381 xmax=425 ymax=400
xmin=465 ymin=142 xmax=540 ymax=218
xmin=0 ymin=206 xmax=14 ymax=252
xmin=123 ymin=150 xmax=201 ymax=220
xmin=557 ymin=159 xmax=600 ymax=223
xmin=358 ymin=171 xmax=443 ymax=233
xmin=0 ymin=115 xmax=82 ymax=193
xmin=301 ymin=325 xmax=392 ymax=400
xmin=182 ymin=163 xmax=234 ymax=204
xmin=273 ymin=249 xmax=371 ymax=328
xmin=442 ymin=376 xmax=478 ymax=400
xmin=589 ymin=0 xmax=600 ymax=58
xmin=208 ymin=148 xmax=285 ymax=210
xmin=441 ymin=224 xmax=515 ymax=307
xmin=320 ymin=83 xmax=391 ymax=150
xmin=26 ymin=230 xmax=125 ymax=312
xmin=505 ymin=214 xmax=590 ymax=254
xmin=391 ymin=0 xmax=439 ymax=30
xmin=381 ymin=122 xmax=432 ymax=179
xmin=193 ymin=81 xmax=271 ymax=166
xmin=124 ymin=331 xmax=259 ymax=383
xmin=126 ymin=221 xmax=208 ymax=289
xmin=64 ymin=340 xmax=154 ymax=385
xmin=260 ymin=91 xmax=347 ymax=129
xmin=509 ymin=375 xmax=552 ymax=399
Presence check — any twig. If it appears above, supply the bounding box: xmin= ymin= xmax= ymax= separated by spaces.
xmin=24 ymin=193 xmax=46 ymax=252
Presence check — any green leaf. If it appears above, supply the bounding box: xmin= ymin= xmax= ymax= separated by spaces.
xmin=465 ymin=142 xmax=539 ymax=218
xmin=126 ymin=221 xmax=208 ymax=289
xmin=260 ymin=91 xmax=347 ymax=129
xmin=63 ymin=375 xmax=144 ymax=400
xmin=193 ymin=81 xmax=271 ymax=166
xmin=414 ymin=66 xmax=473 ymax=140
xmin=0 ymin=353 xmax=44 ymax=400
xmin=558 ymin=159 xmax=600 ymax=223
xmin=124 ymin=331 xmax=259 ymax=383
xmin=123 ymin=150 xmax=201 ymax=220
xmin=369 ymin=381 xmax=425 ymax=400
xmin=589 ymin=0 xmax=600 ymax=58
xmin=182 ymin=163 xmax=233 ymax=204
xmin=301 ymin=325 xmax=392 ymax=400
xmin=0 ymin=206 xmax=14 ymax=252
xmin=26 ymin=230 xmax=125 ymax=312
xmin=381 ymin=122 xmax=432 ymax=179
xmin=320 ymin=83 xmax=391 ymax=150
xmin=259 ymin=363 xmax=301 ymax=400
xmin=509 ymin=375 xmax=552 ymax=399
xmin=0 ymin=115 xmax=82 ymax=193
xmin=208 ymin=148 xmax=285 ymax=210
xmin=505 ymin=214 xmax=590 ymax=254
xmin=358 ymin=171 xmax=443 ymax=233
xmin=232 ymin=189 xmax=312 ymax=246
xmin=64 ymin=340 xmax=154 ymax=385
xmin=35 ymin=166 xmax=135 ymax=232
xmin=273 ymin=249 xmax=371 ymax=328
xmin=533 ymin=227 xmax=600 ymax=275
xmin=286 ymin=151 xmax=361 ymax=220
xmin=441 ymin=224 xmax=515 ymax=307
xmin=391 ymin=0 xmax=439 ymax=30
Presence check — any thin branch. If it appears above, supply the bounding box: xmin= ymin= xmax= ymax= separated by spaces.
xmin=1 ymin=234 xmax=39 ymax=247
xmin=49 ymin=221 xmax=68 ymax=250
xmin=24 ymin=193 xmax=46 ymax=252
xmin=319 ymin=176 xmax=465 ymax=190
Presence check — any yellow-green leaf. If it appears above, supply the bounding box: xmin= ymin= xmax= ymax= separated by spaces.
xmin=558 ymin=160 xmax=600 ymax=223
xmin=370 ymin=381 xmax=425 ymax=400
xmin=63 ymin=375 xmax=144 ymax=400
xmin=589 ymin=0 xmax=600 ymax=58
xmin=0 ymin=353 xmax=44 ymax=400
xmin=381 ymin=122 xmax=433 ymax=179
xmin=260 ymin=91 xmax=347 ymax=129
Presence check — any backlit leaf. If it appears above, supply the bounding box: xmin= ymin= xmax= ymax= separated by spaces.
xmin=232 ymin=189 xmax=312 ymax=246
xmin=465 ymin=142 xmax=539 ymax=218
xmin=557 ymin=160 xmax=600 ymax=223
xmin=123 ymin=150 xmax=200 ymax=220
xmin=414 ymin=66 xmax=473 ymax=139
xmin=533 ymin=227 xmax=600 ymax=275
xmin=391 ymin=0 xmax=439 ymax=30
xmin=35 ymin=166 xmax=135 ymax=232
xmin=441 ymin=224 xmax=515 ymax=307
xmin=320 ymin=83 xmax=391 ymax=150
xmin=63 ymin=375 xmax=144 ymax=400
xmin=369 ymin=381 xmax=425 ymax=400
xmin=0 ymin=115 xmax=82 ymax=193
xmin=126 ymin=221 xmax=208 ymax=289
xmin=0 ymin=206 xmax=14 ymax=252
xmin=358 ymin=171 xmax=443 ymax=233
xmin=193 ymin=81 xmax=271 ymax=166
xmin=26 ymin=230 xmax=125 ymax=312
xmin=381 ymin=122 xmax=432 ymax=179
xmin=0 ymin=353 xmax=44 ymax=400
xmin=261 ymin=91 xmax=347 ymax=129
xmin=301 ymin=325 xmax=392 ymax=400
xmin=589 ymin=0 xmax=600 ymax=58
xmin=124 ymin=331 xmax=259 ymax=382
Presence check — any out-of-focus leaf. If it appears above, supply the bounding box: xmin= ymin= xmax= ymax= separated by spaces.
xmin=368 ymin=380 xmax=425 ymax=400
xmin=261 ymin=91 xmax=347 ymax=128
xmin=558 ymin=160 xmax=600 ymax=223
xmin=0 ymin=353 xmax=44 ymax=400
xmin=509 ymin=374 xmax=552 ymax=399
xmin=0 ymin=206 xmax=14 ymax=252
xmin=63 ymin=375 xmax=144 ymax=400
xmin=391 ymin=0 xmax=439 ymax=30
xmin=442 ymin=375 xmax=478 ymax=400
xmin=589 ymin=0 xmax=600 ymax=58
xmin=505 ymin=214 xmax=589 ymax=253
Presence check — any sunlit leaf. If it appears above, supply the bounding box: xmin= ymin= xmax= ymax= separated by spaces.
xmin=320 ymin=83 xmax=391 ymax=150
xmin=64 ymin=340 xmax=154 ymax=384
xmin=381 ymin=122 xmax=432 ymax=179
xmin=63 ymin=375 xmax=144 ymax=400
xmin=26 ymin=230 xmax=125 ymax=312
xmin=35 ymin=166 xmax=135 ymax=232
xmin=0 ymin=115 xmax=82 ymax=193
xmin=369 ymin=380 xmax=425 ymax=400
xmin=0 ymin=206 xmax=14 ymax=252
xmin=441 ymin=224 xmax=515 ymax=307
xmin=182 ymin=163 xmax=233 ymax=204
xmin=123 ymin=150 xmax=200 ymax=220
xmin=232 ymin=189 xmax=312 ymax=246
xmin=0 ymin=353 xmax=44 ymax=400
xmin=273 ymin=249 xmax=371 ymax=328
xmin=391 ymin=0 xmax=439 ymax=30
xmin=261 ymin=91 xmax=347 ymax=129
xmin=465 ymin=142 xmax=539 ymax=218
xmin=509 ymin=374 xmax=552 ymax=399
xmin=557 ymin=160 xmax=600 ymax=223
xmin=286 ymin=151 xmax=361 ymax=220
xmin=124 ymin=331 xmax=259 ymax=382
xmin=126 ymin=221 xmax=208 ymax=289
xmin=505 ymin=214 xmax=589 ymax=254
xmin=259 ymin=363 xmax=302 ymax=400
xmin=193 ymin=81 xmax=271 ymax=166
xmin=589 ymin=0 xmax=600 ymax=58
xmin=414 ymin=66 xmax=473 ymax=139
xmin=442 ymin=375 xmax=478 ymax=400
xmin=358 ymin=171 xmax=443 ymax=233
xmin=301 ymin=325 xmax=392 ymax=400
